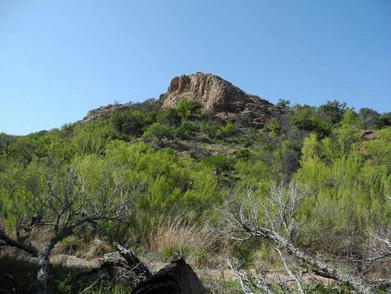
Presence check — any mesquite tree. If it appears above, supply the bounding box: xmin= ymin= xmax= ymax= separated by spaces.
xmin=0 ymin=159 xmax=136 ymax=294
xmin=222 ymin=184 xmax=391 ymax=294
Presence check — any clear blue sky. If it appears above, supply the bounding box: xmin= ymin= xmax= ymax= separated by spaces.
xmin=1 ymin=0 xmax=390 ymax=135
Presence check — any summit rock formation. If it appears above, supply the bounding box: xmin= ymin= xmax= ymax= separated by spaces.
xmin=160 ymin=72 xmax=280 ymax=127
xmin=82 ymin=72 xmax=280 ymax=127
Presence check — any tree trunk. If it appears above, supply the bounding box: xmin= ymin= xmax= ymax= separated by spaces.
xmin=266 ymin=231 xmax=375 ymax=294
xmin=36 ymin=242 xmax=54 ymax=294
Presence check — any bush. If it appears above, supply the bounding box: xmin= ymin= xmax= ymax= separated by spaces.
xmin=204 ymin=154 xmax=233 ymax=174
xmin=177 ymin=121 xmax=198 ymax=139
xmin=358 ymin=108 xmax=381 ymax=129
xmin=317 ymin=100 xmax=347 ymax=124
xmin=157 ymin=108 xmax=182 ymax=127
xmin=71 ymin=120 xmax=115 ymax=154
xmin=143 ymin=122 xmax=176 ymax=143
xmin=289 ymin=105 xmax=331 ymax=137
xmin=175 ymin=99 xmax=202 ymax=119
xmin=234 ymin=148 xmax=251 ymax=160
xmin=378 ymin=112 xmax=391 ymax=127
xmin=111 ymin=110 xmax=146 ymax=137
xmin=219 ymin=122 xmax=235 ymax=138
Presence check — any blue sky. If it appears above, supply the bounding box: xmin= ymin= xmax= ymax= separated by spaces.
xmin=1 ymin=0 xmax=390 ymax=135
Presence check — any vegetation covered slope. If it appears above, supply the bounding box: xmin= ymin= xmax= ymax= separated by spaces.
xmin=0 ymin=96 xmax=390 ymax=293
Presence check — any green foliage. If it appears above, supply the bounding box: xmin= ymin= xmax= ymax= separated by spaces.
xmin=358 ymin=107 xmax=381 ymax=129
xmin=111 ymin=109 xmax=146 ymax=138
xmin=203 ymin=154 xmax=233 ymax=174
xmin=265 ymin=117 xmax=281 ymax=136
xmin=378 ymin=112 xmax=391 ymax=127
xmin=175 ymin=99 xmax=202 ymax=119
xmin=157 ymin=108 xmax=182 ymax=127
xmin=294 ymin=130 xmax=391 ymax=253
xmin=71 ymin=120 xmax=116 ymax=154
xmin=143 ymin=122 xmax=176 ymax=143
xmin=234 ymin=148 xmax=251 ymax=160
xmin=276 ymin=99 xmax=291 ymax=109
xmin=176 ymin=120 xmax=197 ymax=139
xmin=289 ymin=105 xmax=332 ymax=136
xmin=200 ymin=119 xmax=220 ymax=139
xmin=219 ymin=121 xmax=235 ymax=138
xmin=318 ymin=100 xmax=347 ymax=124
xmin=1 ymin=97 xmax=390 ymax=291
xmin=333 ymin=109 xmax=360 ymax=155
xmin=362 ymin=128 xmax=391 ymax=167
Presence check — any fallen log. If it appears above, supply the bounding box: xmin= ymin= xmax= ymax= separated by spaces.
xmin=99 ymin=244 xmax=151 ymax=281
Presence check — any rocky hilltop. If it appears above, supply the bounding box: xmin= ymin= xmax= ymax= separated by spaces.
xmin=82 ymin=103 xmax=131 ymax=123
xmin=83 ymin=72 xmax=280 ymax=127
xmin=160 ymin=72 xmax=280 ymax=126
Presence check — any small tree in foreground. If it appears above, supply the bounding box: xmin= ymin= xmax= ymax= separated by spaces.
xmin=221 ymin=184 xmax=391 ymax=294
xmin=0 ymin=160 xmax=136 ymax=294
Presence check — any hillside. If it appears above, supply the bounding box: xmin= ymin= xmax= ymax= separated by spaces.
xmin=0 ymin=73 xmax=391 ymax=293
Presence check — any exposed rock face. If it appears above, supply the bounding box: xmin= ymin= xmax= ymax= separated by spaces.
xmin=82 ymin=103 xmax=129 ymax=123
xmin=81 ymin=73 xmax=280 ymax=127
xmin=160 ymin=72 xmax=280 ymax=127
xmin=132 ymin=258 xmax=207 ymax=294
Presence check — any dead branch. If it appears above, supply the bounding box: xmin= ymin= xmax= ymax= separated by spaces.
xmin=222 ymin=183 xmax=376 ymax=294
xmin=275 ymin=248 xmax=304 ymax=294
xmin=99 ymin=244 xmax=151 ymax=281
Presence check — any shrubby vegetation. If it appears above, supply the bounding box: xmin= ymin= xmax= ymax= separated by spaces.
xmin=0 ymin=98 xmax=390 ymax=293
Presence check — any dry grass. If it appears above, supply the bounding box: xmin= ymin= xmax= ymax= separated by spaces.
xmin=54 ymin=236 xmax=114 ymax=260
xmin=145 ymin=216 xmax=221 ymax=267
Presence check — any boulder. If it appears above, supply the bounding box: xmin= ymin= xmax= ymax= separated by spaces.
xmin=132 ymin=258 xmax=207 ymax=294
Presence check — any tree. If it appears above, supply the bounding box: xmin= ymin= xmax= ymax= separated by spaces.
xmin=221 ymin=184 xmax=387 ymax=293
xmin=175 ymin=99 xmax=202 ymax=119
xmin=111 ymin=110 xmax=146 ymax=137
xmin=143 ymin=122 xmax=176 ymax=144
xmin=358 ymin=108 xmax=380 ymax=129
xmin=378 ymin=112 xmax=391 ymax=127
xmin=0 ymin=160 xmax=136 ymax=294
xmin=276 ymin=99 xmax=291 ymax=109
xmin=176 ymin=121 xmax=197 ymax=139
xmin=0 ymin=133 xmax=15 ymax=155
xmin=318 ymin=100 xmax=347 ymax=124
xmin=203 ymin=154 xmax=233 ymax=175
xmin=157 ymin=108 xmax=182 ymax=127
xmin=219 ymin=121 xmax=235 ymax=138
xmin=289 ymin=105 xmax=331 ymax=137
xmin=71 ymin=120 xmax=116 ymax=155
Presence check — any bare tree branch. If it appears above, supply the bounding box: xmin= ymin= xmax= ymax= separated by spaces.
xmin=275 ymin=248 xmax=304 ymax=294
xmin=222 ymin=183 xmax=376 ymax=294
xmin=0 ymin=228 xmax=38 ymax=257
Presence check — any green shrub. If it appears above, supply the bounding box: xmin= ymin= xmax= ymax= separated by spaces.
xmin=203 ymin=154 xmax=233 ymax=174
xmin=175 ymin=99 xmax=202 ymax=119
xmin=143 ymin=122 xmax=176 ymax=143
xmin=111 ymin=110 xmax=146 ymax=137
xmin=177 ymin=120 xmax=198 ymax=139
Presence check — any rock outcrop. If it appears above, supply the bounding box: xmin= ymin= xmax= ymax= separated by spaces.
xmin=82 ymin=103 xmax=129 ymax=123
xmin=361 ymin=130 xmax=376 ymax=141
xmin=132 ymin=258 xmax=207 ymax=294
xmin=81 ymin=73 xmax=280 ymax=127
xmin=160 ymin=72 xmax=280 ymax=127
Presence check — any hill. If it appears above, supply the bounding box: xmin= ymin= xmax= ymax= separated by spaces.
xmin=83 ymin=72 xmax=281 ymax=127
xmin=0 ymin=74 xmax=391 ymax=293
